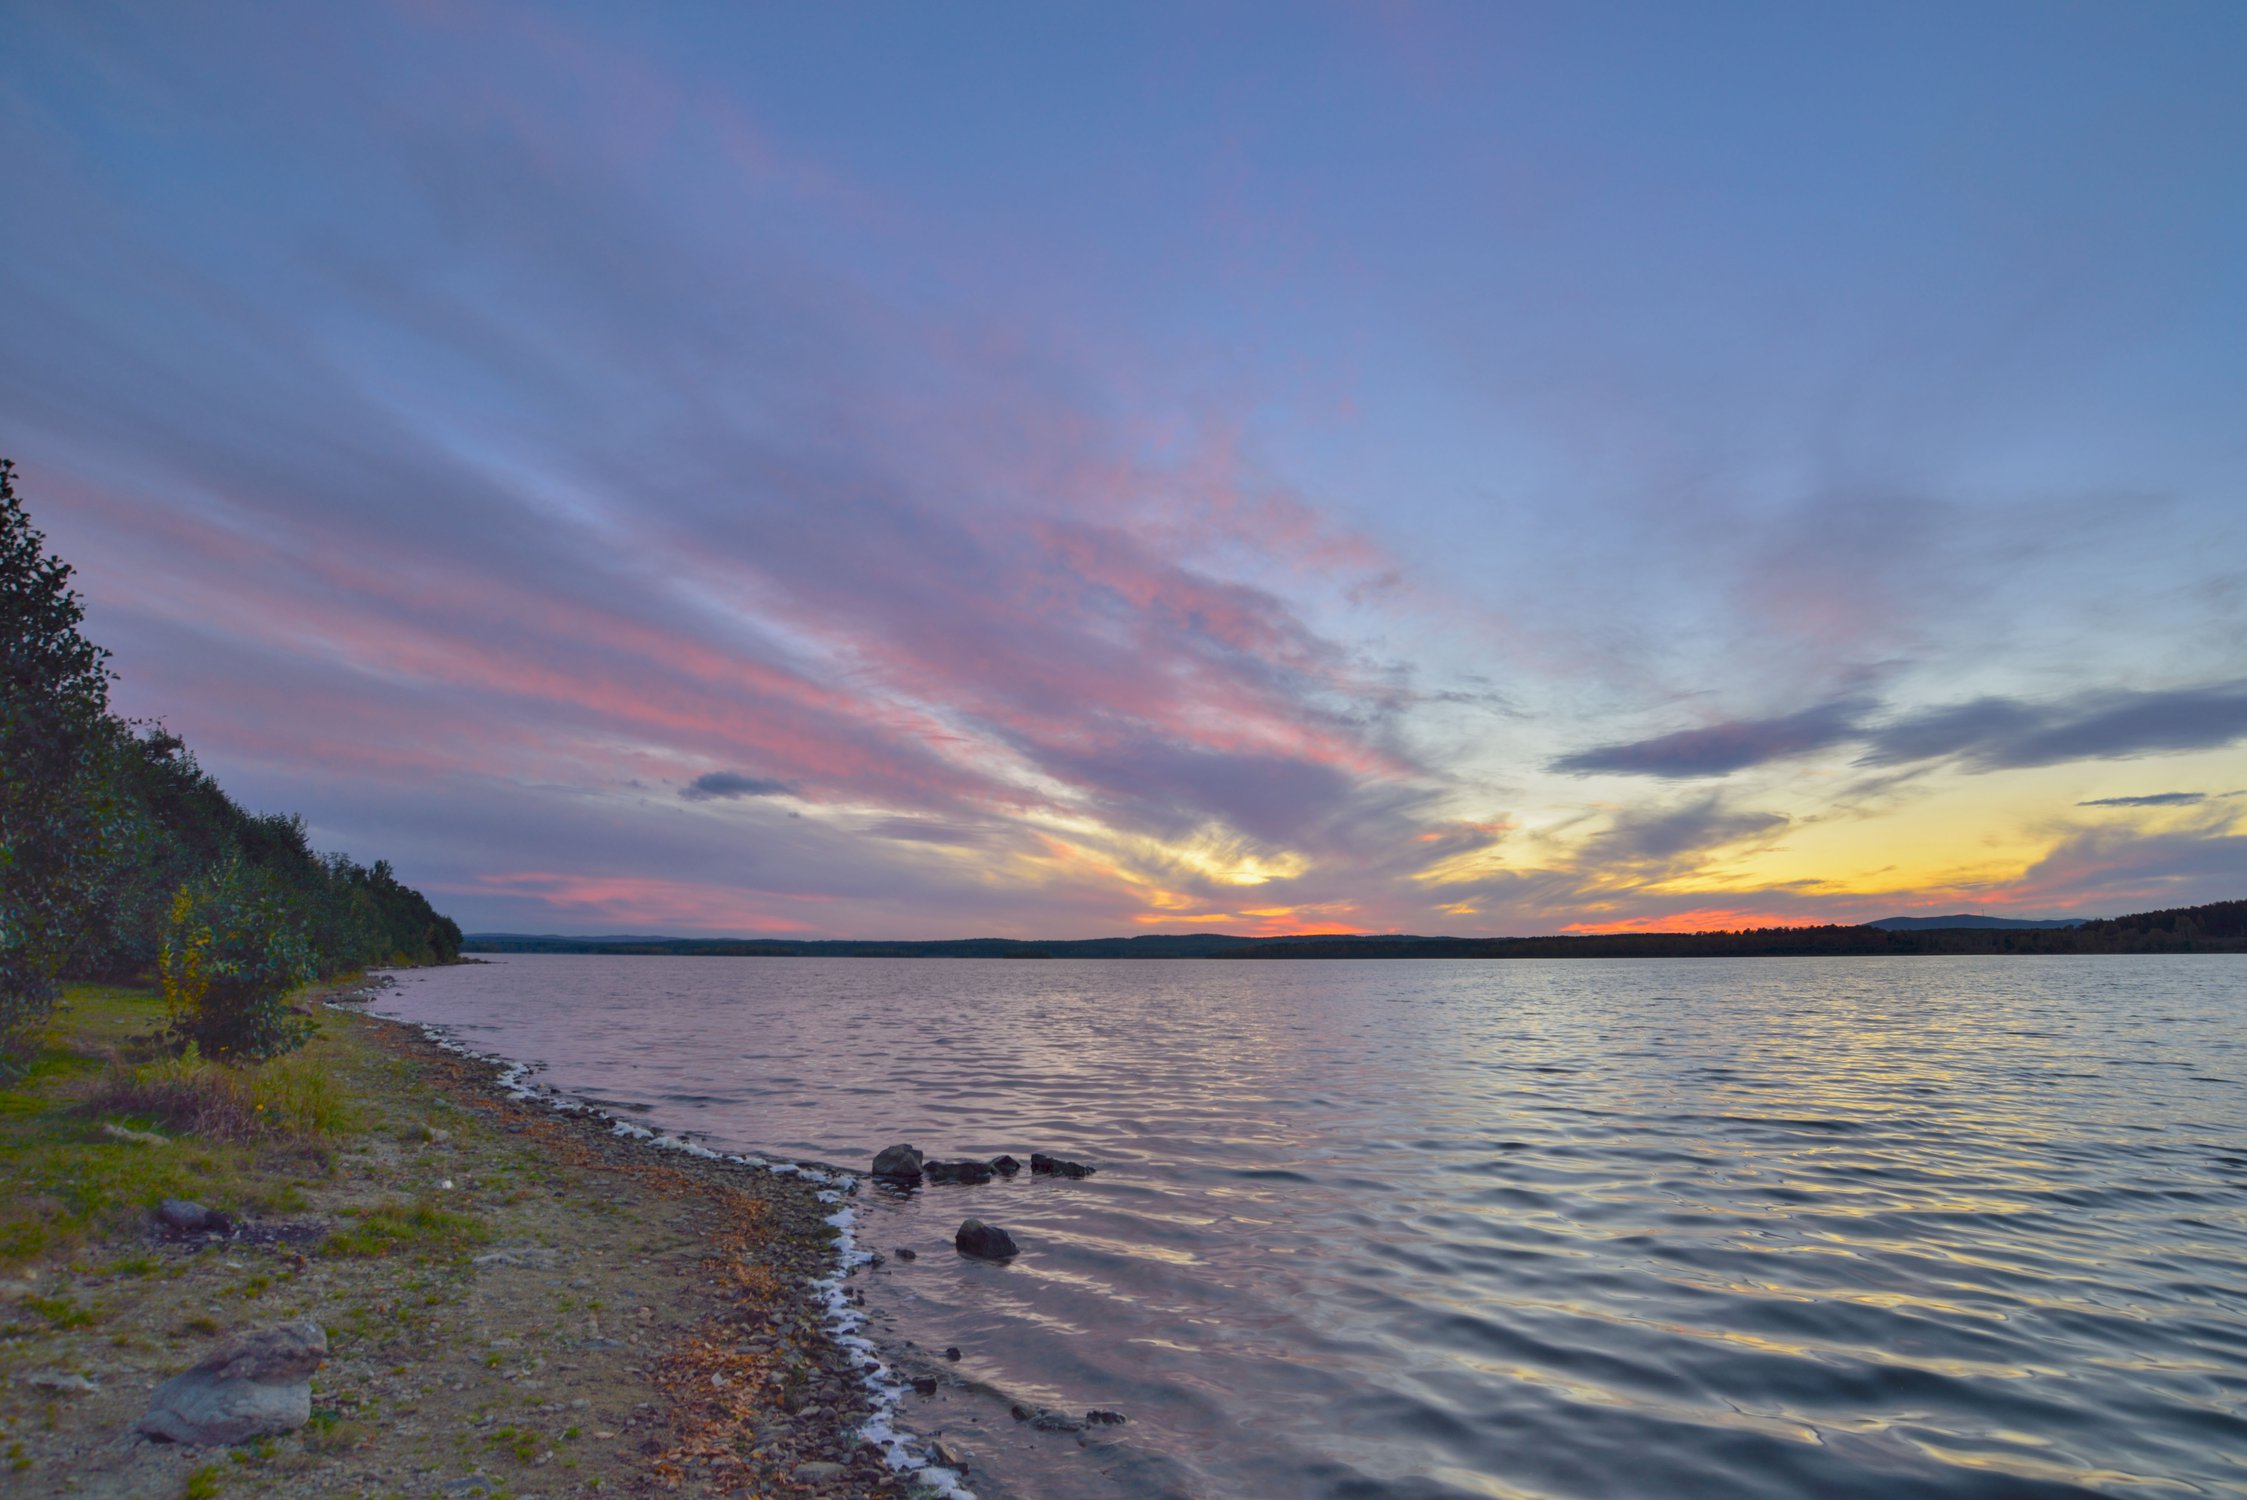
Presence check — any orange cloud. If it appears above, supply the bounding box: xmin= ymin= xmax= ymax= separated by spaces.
xmin=1563 ymin=907 xmax=1812 ymax=935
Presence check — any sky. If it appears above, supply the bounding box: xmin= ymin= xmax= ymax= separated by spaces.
xmin=4 ymin=0 xmax=2245 ymax=939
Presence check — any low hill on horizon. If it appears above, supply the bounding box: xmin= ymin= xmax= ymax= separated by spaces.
xmin=461 ymin=898 xmax=2244 ymax=959
xmin=1868 ymin=914 xmax=2090 ymax=931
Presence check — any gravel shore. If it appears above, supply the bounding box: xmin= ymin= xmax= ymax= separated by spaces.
xmin=0 ymin=984 xmax=952 ymax=1499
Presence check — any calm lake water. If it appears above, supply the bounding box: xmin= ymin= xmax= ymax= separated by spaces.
xmin=372 ymin=954 xmax=2247 ymax=1499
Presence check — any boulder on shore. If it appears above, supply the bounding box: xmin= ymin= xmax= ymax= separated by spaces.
xmin=156 ymin=1199 xmax=227 ymax=1234
xmin=871 ymin=1144 xmax=925 ymax=1182
xmin=954 ymin=1218 xmax=1019 ymax=1261
xmin=135 ymin=1322 xmax=327 ymax=1446
xmin=1030 ymin=1152 xmax=1095 ymax=1179
xmin=924 ymin=1159 xmax=995 ymax=1185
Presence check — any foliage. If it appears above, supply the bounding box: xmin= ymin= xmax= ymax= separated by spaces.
xmin=0 ymin=458 xmax=126 ymax=1062
xmin=0 ymin=459 xmax=460 ymax=1071
xmin=160 ymin=861 xmax=317 ymax=1059
xmin=84 ymin=1040 xmax=352 ymax=1139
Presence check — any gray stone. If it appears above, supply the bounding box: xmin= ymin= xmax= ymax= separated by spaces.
xmin=23 ymin=1371 xmax=96 ymax=1394
xmin=988 ymin=1154 xmax=1021 ymax=1176
xmin=100 ymin=1122 xmax=169 ymax=1146
xmin=791 ymin=1460 xmax=848 ymax=1484
xmin=1085 ymin=1408 xmax=1127 ymax=1425
xmin=954 ymin=1218 xmax=1019 ymax=1261
xmin=870 ymin=1144 xmax=924 ymax=1181
xmin=135 ymin=1321 xmax=327 ymax=1445
xmin=157 ymin=1198 xmax=219 ymax=1233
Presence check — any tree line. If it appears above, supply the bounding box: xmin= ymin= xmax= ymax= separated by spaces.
xmin=1 ymin=459 xmax=460 ymax=1068
xmin=1215 ymin=900 xmax=2247 ymax=959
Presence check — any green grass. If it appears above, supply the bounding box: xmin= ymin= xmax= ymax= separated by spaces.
xmin=0 ymin=982 xmax=372 ymax=1270
xmin=323 ymin=1199 xmax=487 ymax=1260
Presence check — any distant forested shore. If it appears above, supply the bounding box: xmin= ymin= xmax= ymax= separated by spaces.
xmin=463 ymin=897 xmax=2246 ymax=960
xmin=1 ymin=460 xmax=460 ymax=1066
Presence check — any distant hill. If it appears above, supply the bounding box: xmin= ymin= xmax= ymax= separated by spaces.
xmin=461 ymin=898 xmax=2247 ymax=960
xmin=462 ymin=931 xmax=1277 ymax=959
xmin=1868 ymin=914 xmax=2088 ymax=931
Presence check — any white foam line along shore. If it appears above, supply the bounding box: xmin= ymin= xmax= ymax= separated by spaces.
xmin=348 ymin=991 xmax=976 ymax=1500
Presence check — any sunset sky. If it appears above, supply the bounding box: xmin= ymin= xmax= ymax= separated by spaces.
xmin=6 ymin=2 xmax=2245 ymax=938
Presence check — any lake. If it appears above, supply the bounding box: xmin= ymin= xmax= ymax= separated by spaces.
xmin=371 ymin=954 xmax=2247 ymax=1499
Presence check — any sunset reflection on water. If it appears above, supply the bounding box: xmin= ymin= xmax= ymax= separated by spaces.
xmin=379 ymin=954 xmax=2247 ymax=1500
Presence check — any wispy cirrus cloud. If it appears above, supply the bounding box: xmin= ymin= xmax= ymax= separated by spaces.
xmin=1861 ymin=684 xmax=2247 ymax=772
xmin=1551 ymin=699 xmax=1871 ymax=778
xmin=2077 ymin=791 xmax=2207 ymax=808
xmin=1556 ymin=683 xmax=2247 ymax=781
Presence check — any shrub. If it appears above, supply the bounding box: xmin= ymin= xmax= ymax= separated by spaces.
xmin=160 ymin=862 xmax=315 ymax=1061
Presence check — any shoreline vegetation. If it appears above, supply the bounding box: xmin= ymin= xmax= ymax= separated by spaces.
xmin=0 ymin=977 xmax=931 ymax=1499
xmin=3 ymin=458 xmax=462 ymax=1078
xmin=462 ymin=896 xmax=2247 ymax=961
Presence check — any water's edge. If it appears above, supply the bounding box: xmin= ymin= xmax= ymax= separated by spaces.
xmin=349 ymin=977 xmax=981 ymax=1500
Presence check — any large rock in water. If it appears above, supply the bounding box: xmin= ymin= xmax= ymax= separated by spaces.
xmin=136 ymin=1322 xmax=327 ymax=1446
xmin=1030 ymin=1152 xmax=1095 ymax=1179
xmin=924 ymin=1159 xmax=995 ymax=1185
xmin=954 ymin=1219 xmax=1019 ymax=1261
xmin=871 ymin=1144 xmax=925 ymax=1182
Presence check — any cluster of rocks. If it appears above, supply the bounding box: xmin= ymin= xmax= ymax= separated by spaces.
xmin=869 ymin=1142 xmax=1100 ymax=1264
xmin=869 ymin=1143 xmax=1096 ymax=1186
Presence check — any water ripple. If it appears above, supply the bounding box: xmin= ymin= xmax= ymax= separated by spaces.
xmin=377 ymin=954 xmax=2247 ymax=1499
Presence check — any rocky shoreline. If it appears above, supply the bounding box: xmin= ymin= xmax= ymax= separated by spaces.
xmin=0 ymin=980 xmax=995 ymax=1499
xmin=365 ymin=998 xmax=988 ymax=1500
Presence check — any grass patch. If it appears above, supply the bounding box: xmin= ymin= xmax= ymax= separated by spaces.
xmin=18 ymin=1293 xmax=96 ymax=1329
xmin=183 ymin=1463 xmax=223 ymax=1498
xmin=324 ymin=1198 xmax=487 ymax=1260
xmin=0 ymin=982 xmax=376 ymax=1271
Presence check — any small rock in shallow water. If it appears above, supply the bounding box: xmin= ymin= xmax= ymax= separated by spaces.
xmin=135 ymin=1321 xmax=327 ymax=1446
xmin=894 ymin=1247 xmax=918 ymax=1261
xmin=988 ymin=1154 xmax=1021 ymax=1175
xmin=1029 ymin=1153 xmax=1094 ymax=1179
xmin=911 ymin=1375 xmax=938 ymax=1396
xmin=871 ymin=1144 xmax=925 ymax=1182
xmin=1086 ymin=1408 xmax=1127 ymax=1425
xmin=944 ymin=1346 xmax=961 ymax=1362
xmin=954 ymin=1219 xmax=1019 ymax=1261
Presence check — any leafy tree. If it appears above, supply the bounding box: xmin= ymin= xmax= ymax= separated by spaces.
xmin=0 ymin=459 xmax=124 ymax=1063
